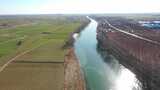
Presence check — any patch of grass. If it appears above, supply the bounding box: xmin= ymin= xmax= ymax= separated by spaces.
xmin=16 ymin=39 xmax=65 ymax=62
xmin=0 ymin=40 xmax=18 ymax=57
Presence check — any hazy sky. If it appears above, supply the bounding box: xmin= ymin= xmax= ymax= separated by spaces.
xmin=0 ymin=0 xmax=160 ymax=14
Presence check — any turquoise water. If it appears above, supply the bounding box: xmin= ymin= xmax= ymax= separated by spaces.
xmin=142 ymin=23 xmax=160 ymax=29
xmin=74 ymin=17 xmax=142 ymax=90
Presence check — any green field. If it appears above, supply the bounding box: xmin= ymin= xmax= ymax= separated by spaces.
xmin=0 ymin=15 xmax=88 ymax=64
xmin=0 ymin=15 xmax=89 ymax=90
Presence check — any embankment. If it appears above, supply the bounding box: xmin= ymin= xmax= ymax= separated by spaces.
xmin=96 ymin=20 xmax=160 ymax=90
xmin=64 ymin=19 xmax=90 ymax=90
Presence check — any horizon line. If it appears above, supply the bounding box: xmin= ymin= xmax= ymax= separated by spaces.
xmin=0 ymin=12 xmax=160 ymax=16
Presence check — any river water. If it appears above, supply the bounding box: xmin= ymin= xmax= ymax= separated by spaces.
xmin=74 ymin=17 xmax=142 ymax=90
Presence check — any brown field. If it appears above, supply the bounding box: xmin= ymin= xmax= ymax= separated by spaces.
xmin=0 ymin=63 xmax=64 ymax=90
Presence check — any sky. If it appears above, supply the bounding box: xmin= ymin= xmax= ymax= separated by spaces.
xmin=0 ymin=0 xmax=160 ymax=15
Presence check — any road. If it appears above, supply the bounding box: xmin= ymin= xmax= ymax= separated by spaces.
xmin=105 ymin=20 xmax=160 ymax=45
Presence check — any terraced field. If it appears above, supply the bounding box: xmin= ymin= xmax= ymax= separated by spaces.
xmin=0 ymin=15 xmax=88 ymax=90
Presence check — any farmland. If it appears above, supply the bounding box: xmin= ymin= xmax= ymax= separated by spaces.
xmin=0 ymin=15 xmax=89 ymax=90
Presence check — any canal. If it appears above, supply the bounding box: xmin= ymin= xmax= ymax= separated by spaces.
xmin=74 ymin=17 xmax=142 ymax=90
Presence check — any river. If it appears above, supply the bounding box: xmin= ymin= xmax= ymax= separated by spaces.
xmin=74 ymin=17 xmax=142 ymax=90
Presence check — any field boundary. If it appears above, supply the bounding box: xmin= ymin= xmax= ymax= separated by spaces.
xmin=12 ymin=61 xmax=64 ymax=64
xmin=0 ymin=39 xmax=54 ymax=72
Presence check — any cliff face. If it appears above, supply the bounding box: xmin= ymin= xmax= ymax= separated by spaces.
xmin=96 ymin=20 xmax=160 ymax=90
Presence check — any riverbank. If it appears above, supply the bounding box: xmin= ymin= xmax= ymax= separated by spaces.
xmin=64 ymin=48 xmax=86 ymax=90
xmin=96 ymin=17 xmax=160 ymax=90
xmin=64 ymin=18 xmax=90 ymax=90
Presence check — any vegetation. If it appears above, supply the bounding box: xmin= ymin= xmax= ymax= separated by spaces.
xmin=0 ymin=15 xmax=88 ymax=63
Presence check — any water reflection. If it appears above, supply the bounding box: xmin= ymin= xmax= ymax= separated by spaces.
xmin=97 ymin=41 xmax=142 ymax=90
xmin=114 ymin=66 xmax=141 ymax=90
